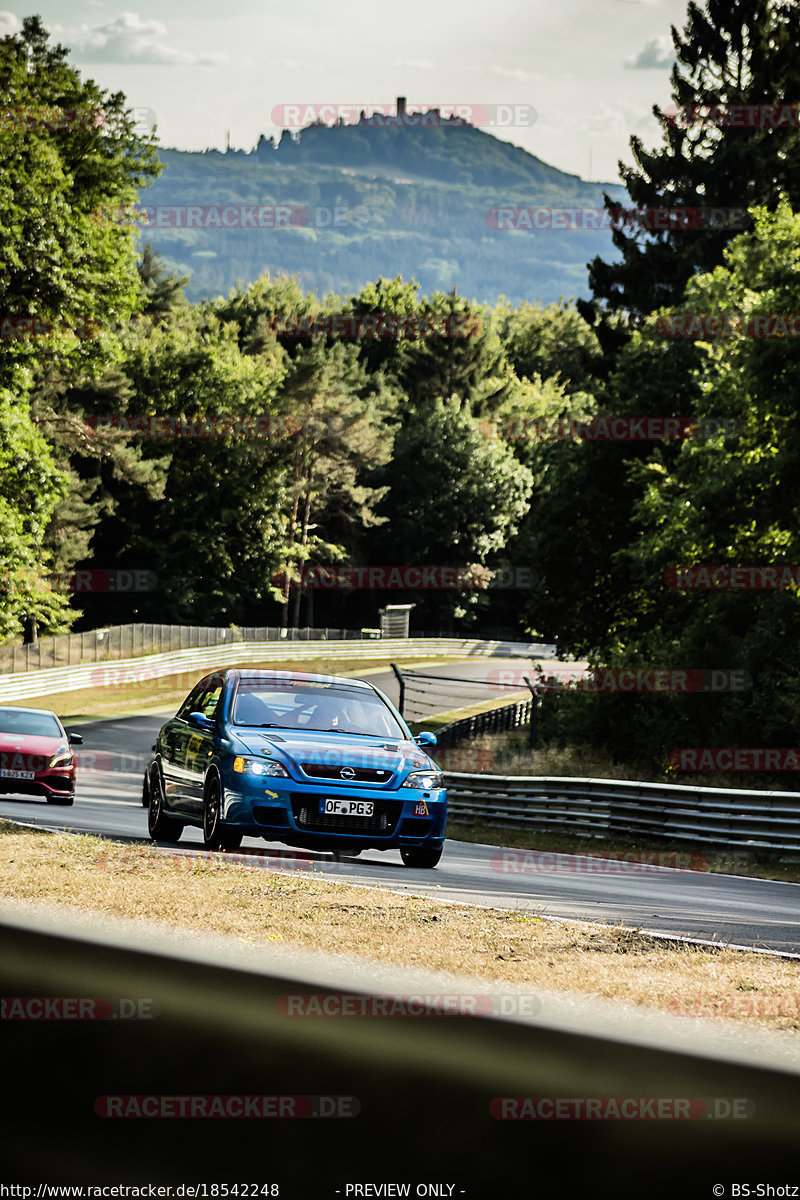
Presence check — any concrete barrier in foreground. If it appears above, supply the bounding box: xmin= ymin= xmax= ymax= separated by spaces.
xmin=0 ymin=902 xmax=799 ymax=1195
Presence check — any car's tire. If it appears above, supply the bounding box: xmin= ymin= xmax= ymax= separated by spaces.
xmin=147 ymin=769 xmax=184 ymax=843
xmin=203 ymin=772 xmax=242 ymax=852
xmin=400 ymin=845 xmax=442 ymax=869
xmin=46 ymin=794 xmax=74 ymax=807
xmin=141 ymin=771 xmax=150 ymax=808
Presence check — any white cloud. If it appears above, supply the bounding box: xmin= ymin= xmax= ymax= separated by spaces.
xmin=546 ymin=100 xmax=644 ymax=139
xmin=471 ymin=65 xmax=543 ymax=81
xmin=625 ymin=35 xmax=675 ymax=70
xmin=393 ymin=58 xmax=436 ymax=70
xmin=0 ymin=11 xmax=21 ymax=35
xmin=71 ymin=12 xmax=226 ymax=66
xmin=268 ymin=58 xmax=315 ymax=71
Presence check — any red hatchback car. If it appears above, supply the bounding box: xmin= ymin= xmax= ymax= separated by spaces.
xmin=0 ymin=706 xmax=83 ymax=806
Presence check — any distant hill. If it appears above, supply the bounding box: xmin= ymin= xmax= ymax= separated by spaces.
xmin=138 ymin=112 xmax=628 ymax=305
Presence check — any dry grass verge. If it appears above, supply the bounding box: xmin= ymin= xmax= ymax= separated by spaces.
xmin=1 ymin=819 xmax=799 ymax=1035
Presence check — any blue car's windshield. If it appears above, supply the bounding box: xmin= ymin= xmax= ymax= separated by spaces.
xmin=231 ymin=681 xmax=406 ymax=739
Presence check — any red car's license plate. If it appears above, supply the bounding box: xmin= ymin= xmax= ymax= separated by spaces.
xmin=0 ymin=769 xmax=34 ymax=780
xmin=319 ymin=799 xmax=374 ymax=817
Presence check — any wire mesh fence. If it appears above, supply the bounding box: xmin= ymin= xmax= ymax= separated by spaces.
xmin=392 ymin=664 xmax=536 ymax=730
xmin=0 ymin=623 xmax=380 ymax=674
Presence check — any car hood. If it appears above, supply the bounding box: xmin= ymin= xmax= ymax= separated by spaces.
xmin=227 ymin=728 xmax=433 ymax=776
xmin=0 ymin=732 xmax=65 ymax=766
xmin=0 ymin=732 xmax=64 ymax=752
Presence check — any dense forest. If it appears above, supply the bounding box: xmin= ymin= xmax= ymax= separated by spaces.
xmin=3 ymin=1 xmax=800 ymax=781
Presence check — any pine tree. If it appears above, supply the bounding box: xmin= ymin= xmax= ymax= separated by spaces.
xmin=583 ymin=0 xmax=800 ymax=347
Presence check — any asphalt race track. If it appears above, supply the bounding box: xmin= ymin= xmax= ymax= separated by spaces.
xmin=2 ymin=659 xmax=800 ymax=954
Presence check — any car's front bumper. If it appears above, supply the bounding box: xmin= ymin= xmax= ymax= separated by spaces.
xmin=220 ymin=773 xmax=447 ymax=851
xmin=0 ymin=771 xmax=75 ymax=800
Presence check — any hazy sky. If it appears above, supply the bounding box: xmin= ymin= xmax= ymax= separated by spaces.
xmin=1 ymin=0 xmax=692 ymax=181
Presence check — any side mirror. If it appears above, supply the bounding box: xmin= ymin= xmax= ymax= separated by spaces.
xmin=414 ymin=731 xmax=437 ymax=748
xmin=66 ymin=731 xmax=83 ymax=745
xmin=188 ymin=711 xmax=214 ymax=733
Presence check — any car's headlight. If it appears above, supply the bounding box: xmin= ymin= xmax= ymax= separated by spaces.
xmin=233 ymin=756 xmax=289 ymax=777
xmin=401 ymin=770 xmax=443 ymax=790
xmin=49 ymin=747 xmax=73 ymax=769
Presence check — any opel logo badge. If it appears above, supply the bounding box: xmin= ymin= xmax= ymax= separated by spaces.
xmin=339 ymin=766 xmax=356 ymax=780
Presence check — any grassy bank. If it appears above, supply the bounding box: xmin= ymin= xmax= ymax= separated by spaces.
xmin=1 ymin=819 xmax=799 ymax=1034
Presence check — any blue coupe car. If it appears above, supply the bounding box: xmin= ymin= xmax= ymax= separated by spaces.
xmin=143 ymin=668 xmax=446 ymax=867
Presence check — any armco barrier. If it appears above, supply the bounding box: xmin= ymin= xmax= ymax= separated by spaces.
xmin=0 ymin=638 xmax=555 ymax=702
xmin=435 ymin=698 xmax=533 ymax=746
xmin=444 ymin=772 xmax=800 ymax=853
xmin=2 ymin=903 xmax=799 ymax=1191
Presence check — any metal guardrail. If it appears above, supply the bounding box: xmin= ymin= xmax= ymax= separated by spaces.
xmin=435 ymin=698 xmax=533 ymax=746
xmin=443 ymin=772 xmax=800 ymax=853
xmin=3 ymin=903 xmax=800 ymax=1189
xmin=0 ymin=638 xmax=556 ymax=702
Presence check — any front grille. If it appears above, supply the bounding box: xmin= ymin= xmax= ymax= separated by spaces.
xmin=253 ymin=805 xmax=290 ymax=828
xmin=291 ymin=795 xmax=403 ymax=836
xmin=299 ymin=763 xmax=393 ymax=785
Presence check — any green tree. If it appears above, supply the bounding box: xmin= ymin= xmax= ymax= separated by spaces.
xmin=494 ymin=298 xmax=601 ymax=395
xmin=0 ymin=16 xmax=160 ymax=383
xmin=371 ymin=395 xmax=534 ymax=628
xmin=583 ymin=0 xmax=800 ymax=348
xmin=0 ymin=16 xmax=160 ymax=641
xmin=275 ymin=338 xmax=398 ymax=628
xmin=87 ymin=310 xmax=289 ymax=624
xmin=137 ymin=244 xmax=189 ymax=321
xmin=561 ymin=203 xmax=800 ymax=776
xmin=0 ymin=386 xmax=71 ymax=641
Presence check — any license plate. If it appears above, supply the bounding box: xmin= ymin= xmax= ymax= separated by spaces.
xmin=319 ymin=799 xmax=374 ymax=817
xmin=0 ymin=769 xmax=34 ymax=780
